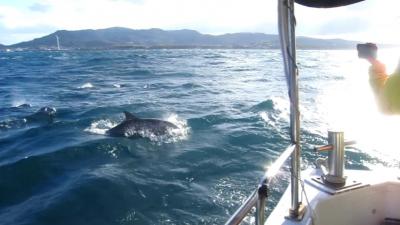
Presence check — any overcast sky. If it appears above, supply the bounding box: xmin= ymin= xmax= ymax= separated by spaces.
xmin=0 ymin=0 xmax=399 ymax=45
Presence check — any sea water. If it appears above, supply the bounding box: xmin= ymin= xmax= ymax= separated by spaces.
xmin=0 ymin=49 xmax=399 ymax=225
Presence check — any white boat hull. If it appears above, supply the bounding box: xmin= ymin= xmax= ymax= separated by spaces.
xmin=265 ymin=169 xmax=400 ymax=225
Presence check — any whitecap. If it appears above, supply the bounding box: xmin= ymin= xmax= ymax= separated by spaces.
xmin=84 ymin=119 xmax=117 ymax=135
xmin=112 ymin=84 xmax=121 ymax=88
xmin=259 ymin=111 xmax=276 ymax=128
xmin=79 ymin=83 xmax=94 ymax=89
xmin=260 ymin=111 xmax=269 ymax=122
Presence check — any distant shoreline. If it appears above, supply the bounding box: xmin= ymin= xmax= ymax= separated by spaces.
xmin=2 ymin=46 xmax=398 ymax=52
xmin=0 ymin=27 xmax=397 ymax=51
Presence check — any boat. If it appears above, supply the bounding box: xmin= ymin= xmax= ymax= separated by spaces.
xmin=225 ymin=1 xmax=400 ymax=224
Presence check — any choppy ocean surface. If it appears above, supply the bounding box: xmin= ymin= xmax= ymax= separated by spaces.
xmin=0 ymin=49 xmax=399 ymax=225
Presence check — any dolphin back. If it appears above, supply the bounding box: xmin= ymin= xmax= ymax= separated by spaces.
xmin=107 ymin=112 xmax=179 ymax=138
xmin=25 ymin=107 xmax=56 ymax=123
xmin=123 ymin=111 xmax=139 ymax=121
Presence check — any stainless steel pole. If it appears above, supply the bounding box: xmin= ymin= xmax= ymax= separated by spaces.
xmin=278 ymin=0 xmax=304 ymax=219
xmin=326 ymin=131 xmax=346 ymax=184
xmin=286 ymin=0 xmax=301 ymax=217
xmin=255 ymin=193 xmax=266 ymax=225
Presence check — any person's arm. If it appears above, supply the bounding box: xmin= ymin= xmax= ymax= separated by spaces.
xmin=367 ymin=56 xmax=388 ymax=109
xmin=367 ymin=57 xmax=387 ymax=81
xmin=358 ymin=43 xmax=391 ymax=113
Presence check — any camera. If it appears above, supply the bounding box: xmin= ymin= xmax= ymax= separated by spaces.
xmin=357 ymin=43 xmax=377 ymax=59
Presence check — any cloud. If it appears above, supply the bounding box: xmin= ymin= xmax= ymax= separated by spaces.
xmin=0 ymin=24 xmax=56 ymax=45
xmin=29 ymin=3 xmax=51 ymax=12
xmin=0 ymin=0 xmax=399 ymax=45
xmin=317 ymin=17 xmax=368 ymax=35
xmin=0 ymin=0 xmax=279 ymax=44
xmin=110 ymin=0 xmax=144 ymax=4
xmin=295 ymin=0 xmax=400 ymax=44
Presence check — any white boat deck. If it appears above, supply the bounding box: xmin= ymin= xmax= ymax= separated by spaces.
xmin=265 ymin=168 xmax=400 ymax=225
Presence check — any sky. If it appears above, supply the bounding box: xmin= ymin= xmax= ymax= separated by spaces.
xmin=0 ymin=0 xmax=399 ymax=45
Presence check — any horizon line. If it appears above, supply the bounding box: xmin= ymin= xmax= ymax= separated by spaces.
xmin=0 ymin=26 xmax=365 ymax=46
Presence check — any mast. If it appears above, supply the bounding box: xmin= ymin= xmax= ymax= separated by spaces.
xmin=55 ymin=35 xmax=61 ymax=50
xmin=278 ymin=0 xmax=304 ymax=219
xmin=277 ymin=0 xmax=366 ymax=219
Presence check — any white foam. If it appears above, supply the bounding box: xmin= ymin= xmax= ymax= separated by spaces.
xmin=79 ymin=83 xmax=94 ymax=89
xmin=259 ymin=111 xmax=269 ymax=122
xmin=84 ymin=119 xmax=117 ymax=135
xmin=163 ymin=114 xmax=190 ymax=142
xmin=112 ymin=84 xmax=121 ymax=88
xmin=259 ymin=111 xmax=277 ymax=129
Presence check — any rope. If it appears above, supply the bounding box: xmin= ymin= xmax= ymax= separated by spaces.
xmin=291 ymin=169 xmax=317 ymax=225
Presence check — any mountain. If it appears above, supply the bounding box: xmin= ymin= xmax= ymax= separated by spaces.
xmin=297 ymin=36 xmax=358 ymax=49
xmin=9 ymin=27 xmax=359 ymax=50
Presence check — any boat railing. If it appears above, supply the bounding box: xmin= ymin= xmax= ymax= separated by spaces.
xmin=224 ymin=144 xmax=296 ymax=225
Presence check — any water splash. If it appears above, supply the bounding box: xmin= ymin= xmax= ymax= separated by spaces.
xmin=163 ymin=114 xmax=190 ymax=141
xmin=129 ymin=114 xmax=190 ymax=144
xmin=84 ymin=119 xmax=117 ymax=135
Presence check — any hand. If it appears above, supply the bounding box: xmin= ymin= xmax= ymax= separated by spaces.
xmin=366 ymin=57 xmax=377 ymax=65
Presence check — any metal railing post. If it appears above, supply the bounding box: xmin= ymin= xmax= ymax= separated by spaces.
xmin=224 ymin=145 xmax=296 ymax=225
xmin=255 ymin=183 xmax=268 ymax=225
xmin=224 ymin=190 xmax=258 ymax=225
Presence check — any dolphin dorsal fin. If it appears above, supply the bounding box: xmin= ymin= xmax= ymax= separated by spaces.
xmin=123 ymin=111 xmax=139 ymax=121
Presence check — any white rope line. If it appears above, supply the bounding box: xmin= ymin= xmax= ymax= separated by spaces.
xmin=292 ymin=171 xmax=317 ymax=225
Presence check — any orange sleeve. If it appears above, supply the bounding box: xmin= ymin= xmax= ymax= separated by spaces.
xmin=369 ymin=61 xmax=388 ymax=95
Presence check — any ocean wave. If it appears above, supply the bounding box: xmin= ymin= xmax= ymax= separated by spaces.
xmin=79 ymin=83 xmax=94 ymax=89
xmin=250 ymin=99 xmax=274 ymax=112
xmin=251 ymin=97 xmax=289 ymax=113
xmin=203 ymin=54 xmax=227 ymax=59
xmin=252 ymin=97 xmax=290 ymax=130
xmin=1 ymin=49 xmax=392 ymax=225
xmin=128 ymin=70 xmax=153 ymax=76
xmin=180 ymin=82 xmax=204 ymax=89
xmin=86 ymin=57 xmax=111 ymax=64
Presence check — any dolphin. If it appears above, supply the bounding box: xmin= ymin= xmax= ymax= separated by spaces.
xmin=11 ymin=103 xmax=32 ymax=110
xmin=107 ymin=111 xmax=178 ymax=138
xmin=0 ymin=107 xmax=56 ymax=130
xmin=24 ymin=107 xmax=57 ymax=123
